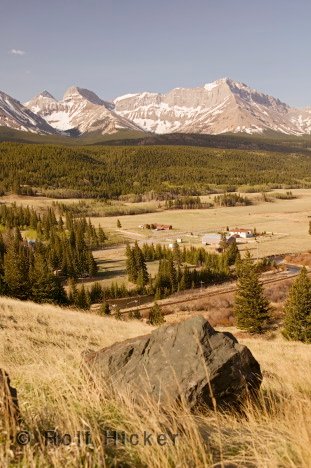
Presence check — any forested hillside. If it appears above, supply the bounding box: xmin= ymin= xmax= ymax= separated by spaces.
xmin=1 ymin=142 xmax=311 ymax=198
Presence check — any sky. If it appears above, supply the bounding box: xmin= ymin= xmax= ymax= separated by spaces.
xmin=0 ymin=0 xmax=310 ymax=107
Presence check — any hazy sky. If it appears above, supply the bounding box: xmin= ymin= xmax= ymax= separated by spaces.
xmin=1 ymin=0 xmax=310 ymax=106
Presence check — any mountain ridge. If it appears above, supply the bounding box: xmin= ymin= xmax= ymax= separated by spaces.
xmin=1 ymin=78 xmax=311 ymax=136
xmin=0 ymin=90 xmax=57 ymax=134
xmin=113 ymin=78 xmax=311 ymax=135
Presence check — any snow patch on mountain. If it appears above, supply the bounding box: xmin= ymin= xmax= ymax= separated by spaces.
xmin=25 ymin=87 xmax=143 ymax=135
xmin=0 ymin=90 xmax=57 ymax=134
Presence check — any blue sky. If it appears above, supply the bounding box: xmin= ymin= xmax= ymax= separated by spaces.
xmin=0 ymin=0 xmax=310 ymax=106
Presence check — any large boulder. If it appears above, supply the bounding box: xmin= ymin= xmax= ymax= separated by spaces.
xmin=0 ymin=369 xmax=20 ymax=430
xmin=85 ymin=317 xmax=262 ymax=410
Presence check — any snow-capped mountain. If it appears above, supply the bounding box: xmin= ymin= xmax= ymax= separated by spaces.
xmin=2 ymin=79 xmax=311 ymax=137
xmin=113 ymin=78 xmax=311 ymax=135
xmin=25 ymin=86 xmax=142 ymax=135
xmin=0 ymin=90 xmax=56 ymax=134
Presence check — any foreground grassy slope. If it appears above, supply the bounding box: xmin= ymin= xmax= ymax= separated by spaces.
xmin=0 ymin=297 xmax=310 ymax=467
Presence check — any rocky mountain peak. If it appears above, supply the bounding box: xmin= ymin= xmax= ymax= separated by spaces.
xmin=38 ymin=90 xmax=56 ymax=100
xmin=63 ymin=86 xmax=106 ymax=106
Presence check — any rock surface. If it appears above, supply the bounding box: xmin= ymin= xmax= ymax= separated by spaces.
xmin=25 ymin=86 xmax=143 ymax=135
xmin=85 ymin=316 xmax=262 ymax=410
xmin=0 ymin=369 xmax=20 ymax=430
xmin=0 ymin=90 xmax=56 ymax=134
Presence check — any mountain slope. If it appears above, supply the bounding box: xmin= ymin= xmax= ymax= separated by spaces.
xmin=0 ymin=90 xmax=57 ymax=134
xmin=20 ymin=79 xmax=311 ymax=137
xmin=113 ymin=78 xmax=311 ymax=136
xmin=25 ymin=87 xmax=143 ymax=135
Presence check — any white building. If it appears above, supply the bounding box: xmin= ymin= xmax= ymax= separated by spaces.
xmin=229 ymin=229 xmax=254 ymax=239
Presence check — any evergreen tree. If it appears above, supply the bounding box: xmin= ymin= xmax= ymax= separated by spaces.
xmin=219 ymin=232 xmax=228 ymax=251
xmin=179 ymin=265 xmax=191 ymax=291
xmin=172 ymin=242 xmax=182 ymax=265
xmin=4 ymin=233 xmax=31 ymax=300
xmin=75 ymin=285 xmax=90 ymax=310
xmin=98 ymin=225 xmax=107 ymax=246
xmin=67 ymin=278 xmax=78 ymax=304
xmin=114 ymin=305 xmax=123 ymax=320
xmin=87 ymin=250 xmax=98 ymax=277
xmin=133 ymin=309 xmax=142 ymax=320
xmin=283 ymin=267 xmax=311 ymax=343
xmin=148 ymin=302 xmax=165 ymax=326
xmin=133 ymin=242 xmax=149 ymax=286
xmin=168 ymin=257 xmax=178 ymax=292
xmin=89 ymin=282 xmax=103 ymax=303
xmin=100 ymin=301 xmax=111 ymax=316
xmin=31 ymin=252 xmax=67 ymax=304
xmin=126 ymin=243 xmax=137 ymax=283
xmin=225 ymin=241 xmax=240 ymax=266
xmin=234 ymin=251 xmax=271 ymax=333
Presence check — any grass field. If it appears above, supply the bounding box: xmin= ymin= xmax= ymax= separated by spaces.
xmin=88 ymin=188 xmax=311 ymax=257
xmin=0 ymin=296 xmax=310 ymax=467
xmin=2 ymin=188 xmax=311 ymax=291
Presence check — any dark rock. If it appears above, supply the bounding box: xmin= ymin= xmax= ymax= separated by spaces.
xmin=85 ymin=316 xmax=262 ymax=410
xmin=0 ymin=369 xmax=20 ymax=430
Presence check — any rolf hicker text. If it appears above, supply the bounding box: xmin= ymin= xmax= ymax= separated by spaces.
xmin=16 ymin=430 xmax=179 ymax=447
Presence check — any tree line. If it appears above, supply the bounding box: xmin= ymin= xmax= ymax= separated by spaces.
xmin=125 ymin=241 xmax=240 ymax=298
xmin=234 ymin=251 xmax=310 ymax=342
xmin=1 ymin=142 xmax=311 ymax=198
xmin=0 ymin=204 xmax=106 ymax=304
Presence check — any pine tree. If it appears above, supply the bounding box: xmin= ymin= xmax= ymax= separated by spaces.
xmin=225 ymin=241 xmax=240 ymax=266
xmin=168 ymin=257 xmax=177 ymax=292
xmin=87 ymin=250 xmax=98 ymax=277
xmin=67 ymin=278 xmax=78 ymax=304
xmin=4 ymin=234 xmax=31 ymax=300
xmin=133 ymin=242 xmax=149 ymax=286
xmin=126 ymin=243 xmax=137 ymax=283
xmin=100 ymin=301 xmax=111 ymax=316
xmin=98 ymin=225 xmax=107 ymax=246
xmin=283 ymin=267 xmax=311 ymax=343
xmin=75 ymin=285 xmax=90 ymax=310
xmin=234 ymin=251 xmax=271 ymax=333
xmin=219 ymin=232 xmax=228 ymax=252
xmin=172 ymin=242 xmax=182 ymax=265
xmin=31 ymin=252 xmax=67 ymax=304
xmin=148 ymin=302 xmax=165 ymax=326
xmin=114 ymin=306 xmax=123 ymax=320
xmin=179 ymin=264 xmax=191 ymax=291
xmin=89 ymin=282 xmax=103 ymax=303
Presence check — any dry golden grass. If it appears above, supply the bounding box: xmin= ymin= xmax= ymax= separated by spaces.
xmin=285 ymin=252 xmax=311 ymax=268
xmin=3 ymin=188 xmax=311 ymax=258
xmin=0 ymin=296 xmax=311 ymax=467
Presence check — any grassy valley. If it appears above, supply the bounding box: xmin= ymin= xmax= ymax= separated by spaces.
xmin=0 ymin=139 xmax=310 ymax=467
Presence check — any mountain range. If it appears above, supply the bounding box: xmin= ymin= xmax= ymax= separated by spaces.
xmin=1 ymin=78 xmax=311 ymax=137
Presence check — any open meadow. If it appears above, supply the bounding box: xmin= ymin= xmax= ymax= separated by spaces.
xmin=88 ymin=189 xmax=311 ymax=258
xmin=1 ymin=188 xmax=311 ymax=292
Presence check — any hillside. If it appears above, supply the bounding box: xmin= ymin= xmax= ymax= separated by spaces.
xmin=1 ymin=142 xmax=311 ymax=198
xmin=0 ymin=297 xmax=310 ymax=467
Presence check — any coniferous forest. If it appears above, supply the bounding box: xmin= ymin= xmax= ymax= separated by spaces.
xmin=1 ymin=142 xmax=311 ymax=198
